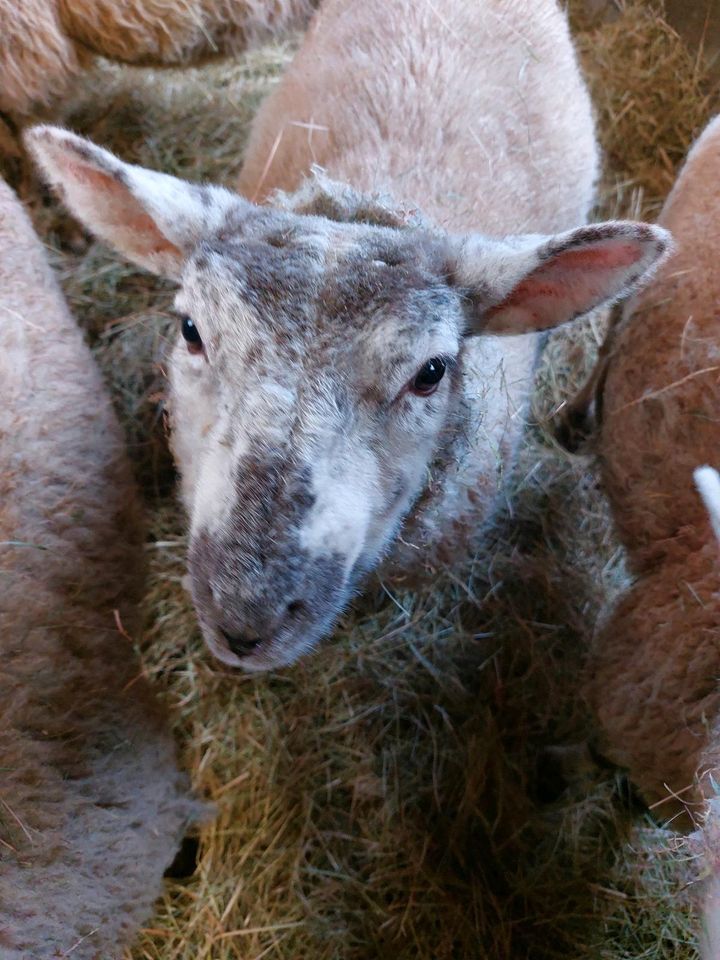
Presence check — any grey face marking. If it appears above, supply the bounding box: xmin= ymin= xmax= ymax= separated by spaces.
xmin=168 ymin=185 xmax=467 ymax=671
xmin=188 ymin=527 xmax=346 ymax=673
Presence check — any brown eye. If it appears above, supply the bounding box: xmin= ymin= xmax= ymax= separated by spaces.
xmin=411 ymin=357 xmax=446 ymax=396
xmin=181 ymin=315 xmax=203 ymax=355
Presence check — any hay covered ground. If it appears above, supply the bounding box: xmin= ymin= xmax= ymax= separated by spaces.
xmin=19 ymin=2 xmax=719 ymax=957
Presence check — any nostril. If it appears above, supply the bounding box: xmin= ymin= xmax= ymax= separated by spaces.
xmin=286 ymin=599 xmax=308 ymax=621
xmin=219 ymin=628 xmax=260 ymax=659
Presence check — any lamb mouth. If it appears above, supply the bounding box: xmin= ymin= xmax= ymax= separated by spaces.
xmin=201 ymin=619 xmax=328 ymax=673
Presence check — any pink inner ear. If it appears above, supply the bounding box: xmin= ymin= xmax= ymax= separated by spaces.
xmin=485 ymin=237 xmax=646 ymax=334
xmin=545 ymin=241 xmax=642 ymax=271
xmin=64 ymin=156 xmax=180 ymax=260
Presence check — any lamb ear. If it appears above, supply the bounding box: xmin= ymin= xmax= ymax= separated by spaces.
xmin=24 ymin=125 xmax=245 ymax=279
xmin=451 ymin=222 xmax=672 ymax=335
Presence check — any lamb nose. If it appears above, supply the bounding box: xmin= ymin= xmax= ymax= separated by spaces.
xmin=220 ymin=628 xmax=260 ymax=658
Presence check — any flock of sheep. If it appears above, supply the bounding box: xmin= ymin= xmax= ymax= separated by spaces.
xmin=1 ymin=0 xmax=719 ymax=956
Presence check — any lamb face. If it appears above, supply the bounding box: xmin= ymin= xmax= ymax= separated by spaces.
xmin=25 ymin=126 xmax=670 ymax=671
xmin=169 ymin=209 xmax=466 ymax=669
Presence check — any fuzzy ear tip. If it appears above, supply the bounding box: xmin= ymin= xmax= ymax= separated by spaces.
xmin=24 ymin=123 xmax=64 ymax=147
xmin=23 ymin=125 xmax=86 ymax=164
xmin=615 ymin=220 xmax=672 ymax=249
xmin=624 ymin=221 xmax=674 ymax=266
xmin=648 ymin=223 xmax=673 ymax=250
xmin=23 ymin=125 xmax=68 ymax=166
xmin=646 ymin=224 xmax=675 ymax=269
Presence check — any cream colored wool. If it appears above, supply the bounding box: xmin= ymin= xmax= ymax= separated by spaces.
xmin=238 ymin=0 xmax=599 ymax=232
xmin=0 ymin=0 xmax=314 ymax=116
xmin=0 ymin=178 xmax=199 ymax=959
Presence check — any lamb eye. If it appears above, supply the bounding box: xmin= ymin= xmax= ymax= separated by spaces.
xmin=180 ymin=315 xmax=203 ymax=354
xmin=411 ymin=357 xmax=446 ymax=396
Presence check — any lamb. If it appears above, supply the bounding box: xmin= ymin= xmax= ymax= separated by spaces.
xmin=25 ymin=0 xmax=669 ymax=673
xmin=0 ymin=178 xmax=199 ymax=958
xmin=563 ymin=115 xmax=720 ymax=830
xmin=0 ymin=0 xmax=314 ymax=120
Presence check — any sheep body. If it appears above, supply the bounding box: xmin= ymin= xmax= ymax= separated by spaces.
xmin=568 ymin=117 xmax=720 ymax=942
xmin=238 ymin=0 xmax=599 ymax=231
xmin=0 ymin=0 xmax=314 ymax=116
xmin=594 ymin=115 xmax=720 ymax=569
xmin=0 ymin=179 xmax=198 ymax=959
xmin=581 ymin=117 xmax=720 ymax=829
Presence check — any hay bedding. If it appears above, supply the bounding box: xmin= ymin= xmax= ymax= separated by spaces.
xmin=15 ymin=2 xmax=717 ymax=956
